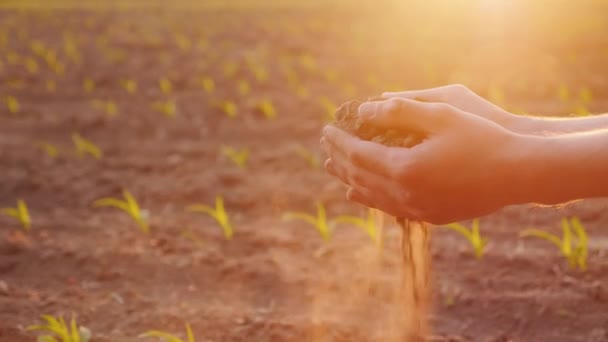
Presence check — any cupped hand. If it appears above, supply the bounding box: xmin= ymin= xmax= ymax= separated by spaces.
xmin=321 ymin=97 xmax=527 ymax=224
xmin=383 ymin=84 xmax=528 ymax=134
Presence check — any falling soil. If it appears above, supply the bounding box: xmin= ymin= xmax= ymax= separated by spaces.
xmin=333 ymin=99 xmax=432 ymax=340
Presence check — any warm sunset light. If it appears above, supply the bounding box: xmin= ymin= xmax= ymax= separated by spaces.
xmin=1 ymin=0 xmax=607 ymax=341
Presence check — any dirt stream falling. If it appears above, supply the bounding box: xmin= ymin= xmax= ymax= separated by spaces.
xmin=333 ymin=99 xmax=432 ymax=340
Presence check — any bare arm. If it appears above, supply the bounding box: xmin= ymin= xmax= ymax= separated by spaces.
xmin=512 ymin=114 xmax=608 ymax=135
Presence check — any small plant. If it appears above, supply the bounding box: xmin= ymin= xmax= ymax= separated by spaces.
xmin=27 ymin=314 xmax=91 ymax=342
xmin=159 ymin=77 xmax=172 ymax=94
xmin=152 ymin=100 xmax=178 ymax=118
xmin=237 ymin=79 xmax=250 ymax=95
xmin=443 ymin=219 xmax=487 ymax=259
xmin=318 ymin=96 xmax=336 ymax=122
xmin=186 ymin=196 xmax=233 ymax=240
xmin=35 ymin=142 xmax=59 ymax=158
xmin=120 ymin=79 xmax=137 ymax=94
xmin=332 ymin=208 xmax=381 ymax=246
xmin=217 ymin=100 xmax=237 ymax=118
xmin=221 ymin=146 xmax=249 ymax=169
xmin=2 ymin=199 xmax=31 ymax=231
xmin=293 ymin=146 xmax=320 ymax=169
xmin=201 ymin=77 xmax=214 ymax=93
xmin=83 ymin=78 xmax=95 ymax=93
xmin=520 ymin=217 xmax=588 ymax=270
xmin=91 ymin=100 xmax=118 ymax=116
xmin=6 ymin=95 xmax=19 ymax=114
xmin=255 ymin=99 xmax=277 ymax=120
xmin=93 ymin=190 xmax=149 ymax=233
xmin=140 ymin=323 xmax=195 ymax=342
xmin=283 ymin=202 xmax=332 ymax=242
xmin=72 ymin=133 xmax=102 ymax=159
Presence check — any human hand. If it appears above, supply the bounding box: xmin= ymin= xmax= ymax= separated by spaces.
xmin=321 ymin=98 xmax=527 ymax=224
xmin=382 ymin=84 xmax=528 ymax=134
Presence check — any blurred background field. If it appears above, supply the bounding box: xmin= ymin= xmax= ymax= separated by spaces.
xmin=1 ymin=0 xmax=608 ymax=341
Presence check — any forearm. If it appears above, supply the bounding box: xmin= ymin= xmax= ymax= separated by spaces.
xmin=510 ymin=113 xmax=608 ymax=135
xmin=508 ymin=130 xmax=608 ymax=205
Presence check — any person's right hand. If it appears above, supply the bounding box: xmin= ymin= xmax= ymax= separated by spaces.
xmin=382 ymin=84 xmax=527 ymax=133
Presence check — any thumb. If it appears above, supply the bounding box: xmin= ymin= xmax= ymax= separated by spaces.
xmin=358 ymin=98 xmax=451 ymax=133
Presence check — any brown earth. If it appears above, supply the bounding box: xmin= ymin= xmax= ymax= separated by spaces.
xmin=1 ymin=2 xmax=608 ymax=341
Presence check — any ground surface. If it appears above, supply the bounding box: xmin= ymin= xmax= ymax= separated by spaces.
xmin=1 ymin=2 xmax=608 ymax=341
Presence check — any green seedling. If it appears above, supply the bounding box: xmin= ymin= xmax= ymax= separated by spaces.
xmin=6 ymin=95 xmax=19 ymax=114
xmin=24 ymin=57 xmax=39 ymax=74
xmin=319 ymin=96 xmax=336 ymax=121
xmin=91 ymin=100 xmax=118 ymax=116
xmin=2 ymin=199 xmax=31 ymax=231
xmin=237 ymin=79 xmax=250 ymax=95
xmin=574 ymin=104 xmax=590 ymax=117
xmin=520 ymin=217 xmax=588 ymax=270
xmin=159 ymin=77 xmax=172 ymax=94
xmin=221 ymin=146 xmax=249 ymax=169
xmin=72 ymin=133 xmax=102 ymax=160
xmin=93 ymin=190 xmax=149 ymax=234
xmin=27 ymin=314 xmax=91 ymax=342
xmin=255 ymin=99 xmax=276 ymax=120
xmin=35 ymin=142 xmax=59 ymax=158
xmin=283 ymin=202 xmax=332 ymax=242
xmin=201 ymin=77 xmax=214 ymax=93
xmin=152 ymin=100 xmax=178 ymax=118
xmin=83 ymin=78 xmax=95 ymax=93
xmin=332 ymin=208 xmax=381 ymax=246
xmin=217 ymin=100 xmax=237 ymax=118
xmin=186 ymin=196 xmax=233 ymax=240
xmin=46 ymin=80 xmax=57 ymax=93
xmin=579 ymin=87 xmax=593 ymax=103
xmin=120 ymin=79 xmax=137 ymax=94
xmin=443 ymin=219 xmax=487 ymax=259
xmin=140 ymin=323 xmax=195 ymax=342
xmin=294 ymin=146 xmax=320 ymax=169
xmin=557 ymin=84 xmax=569 ymax=101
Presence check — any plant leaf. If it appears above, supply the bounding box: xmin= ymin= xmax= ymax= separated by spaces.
xmin=93 ymin=198 xmax=130 ymax=212
xmin=185 ymin=323 xmax=195 ymax=342
xmin=139 ymin=331 xmax=183 ymax=342
xmin=520 ymin=229 xmax=563 ymax=251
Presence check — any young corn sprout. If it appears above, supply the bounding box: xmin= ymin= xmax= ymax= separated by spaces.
xmin=318 ymin=96 xmax=336 ymax=122
xmin=83 ymin=78 xmax=95 ymax=93
xmin=443 ymin=219 xmax=487 ymax=259
xmin=574 ymin=104 xmax=590 ymax=117
xmin=254 ymin=99 xmax=277 ymax=120
xmin=293 ymin=146 xmax=320 ymax=169
xmin=186 ymin=196 xmax=233 ymax=240
xmin=217 ymin=100 xmax=237 ymax=118
xmin=520 ymin=217 xmax=588 ymax=270
xmin=72 ymin=133 xmax=102 ymax=160
xmin=332 ymin=208 xmax=381 ymax=246
xmin=283 ymin=202 xmax=332 ymax=242
xmin=221 ymin=146 xmax=249 ymax=169
xmin=140 ymin=323 xmax=195 ymax=342
xmin=35 ymin=142 xmax=59 ymax=158
xmin=2 ymin=199 xmax=31 ymax=231
xmin=201 ymin=76 xmax=214 ymax=93
xmin=24 ymin=57 xmax=39 ymax=74
xmin=152 ymin=100 xmax=178 ymax=118
xmin=27 ymin=314 xmax=91 ymax=342
xmin=93 ymin=190 xmax=149 ymax=234
xmin=159 ymin=77 xmax=172 ymax=94
xmin=91 ymin=100 xmax=118 ymax=116
xmin=237 ymin=79 xmax=250 ymax=95
xmin=6 ymin=95 xmax=19 ymax=114
xmin=120 ymin=79 xmax=137 ymax=94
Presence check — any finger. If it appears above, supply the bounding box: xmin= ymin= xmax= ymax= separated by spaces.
xmin=382 ymin=84 xmax=461 ymax=102
xmin=358 ymin=98 xmax=452 ymax=133
xmin=322 ymin=125 xmax=410 ymax=177
xmin=325 ymin=150 xmax=393 ymax=191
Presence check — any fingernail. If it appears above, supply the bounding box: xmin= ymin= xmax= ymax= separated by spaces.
xmin=324 ymin=159 xmax=335 ymax=174
xmin=358 ymin=102 xmax=376 ymax=119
